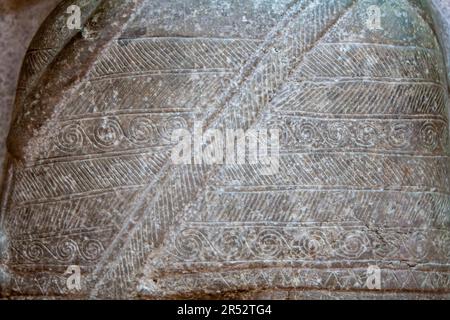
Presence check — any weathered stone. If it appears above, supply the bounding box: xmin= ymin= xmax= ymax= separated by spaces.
xmin=0 ymin=0 xmax=449 ymax=299
xmin=0 ymin=0 xmax=61 ymax=189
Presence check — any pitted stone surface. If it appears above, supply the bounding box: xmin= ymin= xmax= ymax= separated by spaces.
xmin=0 ymin=0 xmax=450 ymax=299
xmin=0 ymin=0 xmax=61 ymax=185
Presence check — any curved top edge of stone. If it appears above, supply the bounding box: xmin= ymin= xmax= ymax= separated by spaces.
xmin=5 ymin=0 xmax=450 ymax=162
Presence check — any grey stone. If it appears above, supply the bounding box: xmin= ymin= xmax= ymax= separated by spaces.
xmin=432 ymin=0 xmax=450 ymax=89
xmin=0 ymin=0 xmax=450 ymax=300
xmin=0 ymin=0 xmax=61 ymax=186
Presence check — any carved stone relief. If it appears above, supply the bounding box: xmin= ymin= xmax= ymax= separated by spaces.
xmin=0 ymin=0 xmax=449 ymax=299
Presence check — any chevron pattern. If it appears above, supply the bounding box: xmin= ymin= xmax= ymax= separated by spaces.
xmin=213 ymin=154 xmax=450 ymax=193
xmin=89 ymin=38 xmax=260 ymax=79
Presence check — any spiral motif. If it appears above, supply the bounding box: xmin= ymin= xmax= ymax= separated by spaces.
xmin=93 ymin=118 xmax=123 ymax=149
xmin=254 ymin=230 xmax=284 ymax=258
xmin=128 ymin=117 xmax=158 ymax=144
xmin=293 ymin=231 xmax=328 ymax=259
xmin=406 ymin=232 xmax=429 ymax=260
xmin=159 ymin=117 xmax=188 ymax=141
xmin=174 ymin=229 xmax=205 ymax=261
xmin=81 ymin=239 xmax=104 ymax=261
xmin=55 ymin=239 xmax=78 ymax=262
xmin=434 ymin=232 xmax=450 ymax=259
xmin=355 ymin=124 xmax=378 ymax=147
xmin=25 ymin=241 xmax=46 ymax=263
xmin=294 ymin=122 xmax=317 ymax=146
xmin=388 ymin=123 xmax=410 ymax=148
xmin=336 ymin=231 xmax=369 ymax=259
xmin=325 ymin=123 xmax=350 ymax=147
xmin=420 ymin=122 xmax=439 ymax=151
xmin=56 ymin=124 xmax=84 ymax=153
xmin=215 ymin=230 xmax=245 ymax=261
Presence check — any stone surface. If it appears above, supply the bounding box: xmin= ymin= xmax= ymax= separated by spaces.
xmin=1 ymin=0 xmax=450 ymax=299
xmin=0 ymin=0 xmax=61 ymax=186
xmin=432 ymin=0 xmax=450 ymax=87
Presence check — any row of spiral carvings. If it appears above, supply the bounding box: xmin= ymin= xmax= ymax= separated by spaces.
xmin=268 ymin=118 xmax=449 ymax=152
xmin=54 ymin=116 xmax=189 ymax=154
xmin=173 ymin=227 xmax=450 ymax=263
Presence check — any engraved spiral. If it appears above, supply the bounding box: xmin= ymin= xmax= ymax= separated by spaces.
xmin=216 ymin=230 xmax=245 ymax=261
xmin=420 ymin=122 xmax=439 ymax=151
xmin=128 ymin=117 xmax=158 ymax=144
xmin=293 ymin=231 xmax=328 ymax=259
xmin=25 ymin=241 xmax=46 ymax=263
xmin=388 ymin=123 xmax=410 ymax=148
xmin=406 ymin=231 xmax=429 ymax=260
xmin=434 ymin=232 xmax=450 ymax=259
xmin=355 ymin=124 xmax=378 ymax=147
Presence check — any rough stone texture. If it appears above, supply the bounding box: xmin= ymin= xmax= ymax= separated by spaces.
xmin=1 ymin=0 xmax=450 ymax=299
xmin=0 ymin=0 xmax=61 ymax=187
xmin=431 ymin=0 xmax=450 ymax=87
